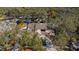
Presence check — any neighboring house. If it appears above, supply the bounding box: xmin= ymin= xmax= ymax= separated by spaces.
xmin=28 ymin=23 xmax=47 ymax=31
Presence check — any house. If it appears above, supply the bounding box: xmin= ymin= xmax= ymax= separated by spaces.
xmin=27 ymin=23 xmax=47 ymax=31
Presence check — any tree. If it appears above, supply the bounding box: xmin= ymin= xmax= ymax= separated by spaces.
xmin=18 ymin=31 xmax=46 ymax=51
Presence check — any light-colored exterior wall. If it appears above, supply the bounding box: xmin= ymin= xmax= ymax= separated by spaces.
xmin=28 ymin=23 xmax=47 ymax=31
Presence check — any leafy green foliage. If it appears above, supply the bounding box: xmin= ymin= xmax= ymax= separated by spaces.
xmin=19 ymin=31 xmax=45 ymax=51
